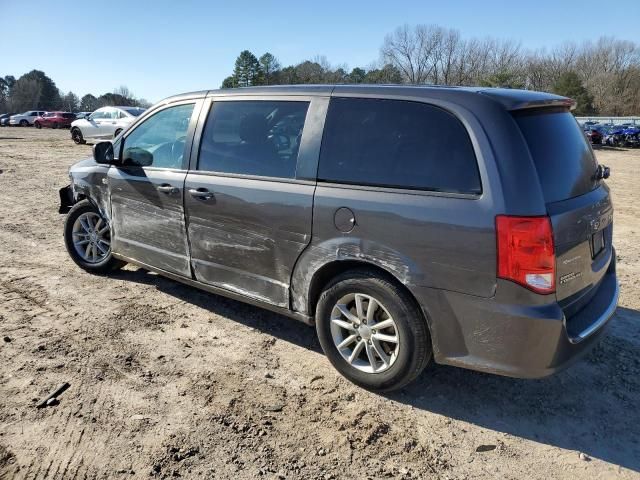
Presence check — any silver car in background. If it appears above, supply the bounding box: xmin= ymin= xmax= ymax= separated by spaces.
xmin=70 ymin=106 xmax=145 ymax=144
xmin=9 ymin=110 xmax=47 ymax=126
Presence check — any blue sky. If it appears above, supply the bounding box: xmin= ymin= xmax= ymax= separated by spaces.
xmin=1 ymin=0 xmax=639 ymax=103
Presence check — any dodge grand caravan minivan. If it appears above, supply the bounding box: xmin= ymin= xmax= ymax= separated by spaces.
xmin=60 ymin=85 xmax=618 ymax=391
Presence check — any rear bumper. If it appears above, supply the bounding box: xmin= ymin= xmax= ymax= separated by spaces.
xmin=419 ymin=263 xmax=619 ymax=378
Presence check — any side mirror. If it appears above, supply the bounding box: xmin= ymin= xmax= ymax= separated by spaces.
xmin=122 ymin=147 xmax=153 ymax=167
xmin=93 ymin=141 xmax=115 ymax=164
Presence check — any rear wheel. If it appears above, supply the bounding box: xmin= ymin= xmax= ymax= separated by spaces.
xmin=63 ymin=200 xmax=125 ymax=274
xmin=71 ymin=127 xmax=85 ymax=144
xmin=315 ymin=270 xmax=432 ymax=392
xmin=34 ymin=122 xmax=42 ymax=129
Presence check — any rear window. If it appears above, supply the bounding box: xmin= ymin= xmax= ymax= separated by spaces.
xmin=515 ymin=110 xmax=599 ymax=203
xmin=318 ymin=98 xmax=481 ymax=194
xmin=123 ymin=107 xmax=145 ymax=117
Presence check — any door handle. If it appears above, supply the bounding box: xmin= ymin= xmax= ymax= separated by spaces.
xmin=188 ymin=188 xmax=214 ymax=200
xmin=157 ymin=184 xmax=179 ymax=194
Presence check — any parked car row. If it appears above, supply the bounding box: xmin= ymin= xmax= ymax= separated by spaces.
xmin=581 ymin=121 xmax=640 ymax=148
xmin=1 ymin=108 xmax=147 ymax=144
xmin=1 ymin=110 xmax=72 ymax=127
xmin=0 ymin=110 xmax=46 ymax=126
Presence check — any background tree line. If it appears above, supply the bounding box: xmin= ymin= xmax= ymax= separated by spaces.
xmin=221 ymin=24 xmax=640 ymax=116
xmin=0 ymin=70 xmax=151 ymax=114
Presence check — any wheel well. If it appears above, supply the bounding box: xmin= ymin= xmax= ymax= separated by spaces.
xmin=306 ymin=260 xmax=417 ymax=316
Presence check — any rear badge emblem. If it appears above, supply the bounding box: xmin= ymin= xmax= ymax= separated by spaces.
xmin=559 ymin=271 xmax=582 ymax=285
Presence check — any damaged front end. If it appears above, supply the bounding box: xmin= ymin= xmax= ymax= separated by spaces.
xmin=59 ymin=185 xmax=75 ymax=214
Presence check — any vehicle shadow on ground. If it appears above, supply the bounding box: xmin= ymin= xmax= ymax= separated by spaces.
xmin=390 ymin=306 xmax=640 ymax=472
xmin=113 ymin=268 xmax=639 ymax=472
xmin=112 ymin=267 xmax=322 ymax=353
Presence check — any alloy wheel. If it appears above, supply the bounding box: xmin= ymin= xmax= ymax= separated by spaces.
xmin=329 ymin=293 xmax=400 ymax=374
xmin=71 ymin=212 xmax=111 ymax=264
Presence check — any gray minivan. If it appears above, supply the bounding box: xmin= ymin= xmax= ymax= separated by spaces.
xmin=60 ymin=85 xmax=618 ymax=391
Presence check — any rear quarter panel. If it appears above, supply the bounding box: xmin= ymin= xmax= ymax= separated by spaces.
xmin=291 ymin=95 xmax=504 ymax=314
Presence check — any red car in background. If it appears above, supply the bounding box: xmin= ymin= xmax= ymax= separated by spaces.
xmin=34 ymin=112 xmax=76 ymax=129
xmin=584 ymin=126 xmax=603 ymax=145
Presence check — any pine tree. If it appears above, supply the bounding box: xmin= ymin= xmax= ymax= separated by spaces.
xmin=552 ymin=71 xmax=596 ymax=115
xmin=233 ymin=50 xmax=263 ymax=87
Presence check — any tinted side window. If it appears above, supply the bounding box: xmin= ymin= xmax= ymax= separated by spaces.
xmin=198 ymin=100 xmax=309 ymax=179
xmin=318 ymin=98 xmax=481 ymax=194
xmin=122 ymin=103 xmax=195 ymax=169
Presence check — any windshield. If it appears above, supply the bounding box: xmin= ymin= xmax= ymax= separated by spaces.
xmin=514 ymin=110 xmax=599 ymax=204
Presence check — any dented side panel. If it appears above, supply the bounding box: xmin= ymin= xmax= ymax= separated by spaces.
xmin=184 ymin=174 xmax=314 ymax=308
xmin=108 ymin=167 xmax=191 ymax=276
xmin=291 ymin=185 xmax=497 ymax=314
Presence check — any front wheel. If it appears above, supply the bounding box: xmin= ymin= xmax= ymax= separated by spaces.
xmin=71 ymin=127 xmax=85 ymax=144
xmin=20 ymin=120 xmax=28 ymax=127
xmin=63 ymin=200 xmax=125 ymax=274
xmin=316 ymin=270 xmax=432 ymax=392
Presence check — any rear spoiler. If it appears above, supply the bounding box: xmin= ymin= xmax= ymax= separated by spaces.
xmin=506 ymin=98 xmax=576 ymax=112
xmin=477 ymin=89 xmax=576 ymax=112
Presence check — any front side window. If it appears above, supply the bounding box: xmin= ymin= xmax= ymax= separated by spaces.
xmin=318 ymin=98 xmax=481 ymax=194
xmin=121 ymin=103 xmax=194 ymax=169
xmin=89 ymin=110 xmax=106 ymax=120
xmin=103 ymin=108 xmax=118 ymax=119
xmin=198 ymin=100 xmax=309 ymax=178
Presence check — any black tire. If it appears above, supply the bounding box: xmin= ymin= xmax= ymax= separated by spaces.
xmin=71 ymin=127 xmax=85 ymax=144
xmin=315 ymin=270 xmax=432 ymax=392
xmin=34 ymin=121 xmax=42 ymax=129
xmin=52 ymin=122 xmax=59 ymax=129
xmin=20 ymin=119 xmax=28 ymax=127
xmin=63 ymin=200 xmax=125 ymax=274
xmin=114 ymin=128 xmax=123 ymax=138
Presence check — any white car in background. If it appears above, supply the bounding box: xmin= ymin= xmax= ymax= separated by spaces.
xmin=70 ymin=106 xmax=146 ymax=144
xmin=10 ymin=110 xmax=47 ymax=126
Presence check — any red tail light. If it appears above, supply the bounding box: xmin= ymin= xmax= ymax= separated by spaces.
xmin=496 ymin=215 xmax=555 ymax=294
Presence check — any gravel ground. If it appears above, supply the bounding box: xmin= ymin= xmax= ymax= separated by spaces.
xmin=0 ymin=128 xmax=639 ymax=480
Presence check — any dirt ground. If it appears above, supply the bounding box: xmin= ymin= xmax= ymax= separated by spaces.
xmin=0 ymin=128 xmax=638 ymax=480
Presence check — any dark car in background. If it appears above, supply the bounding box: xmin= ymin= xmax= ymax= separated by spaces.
xmin=59 ymin=85 xmax=618 ymax=391
xmin=0 ymin=113 xmax=17 ymax=126
xmin=34 ymin=111 xmax=76 ymax=129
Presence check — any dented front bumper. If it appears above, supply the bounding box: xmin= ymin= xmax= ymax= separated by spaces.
xmin=59 ymin=185 xmax=74 ymax=214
